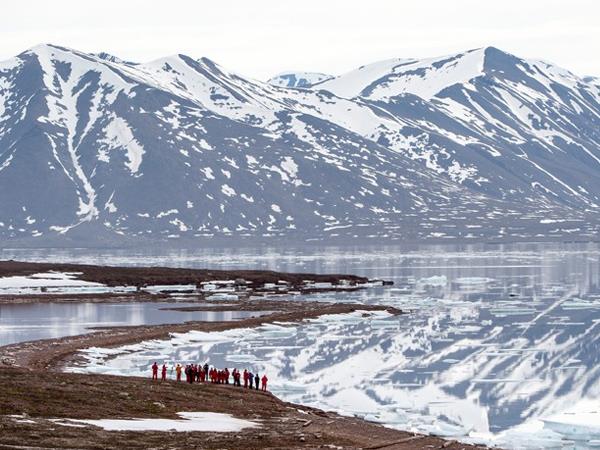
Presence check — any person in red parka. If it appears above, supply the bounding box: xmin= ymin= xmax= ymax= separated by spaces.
xmin=151 ymin=362 xmax=158 ymax=380
xmin=161 ymin=364 xmax=167 ymax=381
xmin=243 ymin=369 xmax=249 ymax=388
xmin=261 ymin=374 xmax=268 ymax=391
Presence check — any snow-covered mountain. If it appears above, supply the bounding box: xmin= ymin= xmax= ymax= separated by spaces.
xmin=268 ymin=71 xmax=333 ymax=88
xmin=318 ymin=47 xmax=600 ymax=209
xmin=0 ymin=44 xmax=599 ymax=246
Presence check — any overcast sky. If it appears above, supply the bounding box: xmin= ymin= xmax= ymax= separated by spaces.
xmin=1 ymin=0 xmax=599 ymax=80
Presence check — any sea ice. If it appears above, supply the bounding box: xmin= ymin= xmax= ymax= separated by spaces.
xmin=542 ymin=400 xmax=600 ymax=442
xmin=206 ymin=293 xmax=238 ymax=301
xmin=144 ymin=284 xmax=197 ymax=293
xmin=417 ymin=275 xmax=447 ymax=287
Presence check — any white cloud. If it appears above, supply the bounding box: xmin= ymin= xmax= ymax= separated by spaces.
xmin=0 ymin=0 xmax=599 ymax=79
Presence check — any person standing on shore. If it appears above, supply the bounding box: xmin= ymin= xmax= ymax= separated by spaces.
xmin=176 ymin=364 xmax=182 ymax=382
xmin=243 ymin=369 xmax=249 ymax=388
xmin=254 ymin=373 xmax=259 ymax=390
xmin=151 ymin=362 xmax=158 ymax=381
xmin=161 ymin=364 xmax=167 ymax=381
xmin=261 ymin=374 xmax=268 ymax=391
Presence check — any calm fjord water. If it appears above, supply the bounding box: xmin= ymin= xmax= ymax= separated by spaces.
xmin=2 ymin=242 xmax=599 ymax=447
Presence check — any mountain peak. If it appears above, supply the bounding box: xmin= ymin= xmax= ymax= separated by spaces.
xmin=2 ymin=43 xmax=600 ymax=246
xmin=480 ymin=45 xmax=511 ymax=56
xmin=20 ymin=43 xmax=77 ymax=57
xmin=316 ymin=48 xmax=489 ymax=100
xmin=313 ymin=46 xmax=581 ymax=101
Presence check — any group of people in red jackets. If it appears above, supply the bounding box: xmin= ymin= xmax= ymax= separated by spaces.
xmin=151 ymin=362 xmax=268 ymax=391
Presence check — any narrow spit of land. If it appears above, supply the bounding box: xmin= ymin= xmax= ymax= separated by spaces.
xmin=0 ymin=259 xmax=368 ymax=289
xmin=1 ymin=300 xmax=401 ymax=371
xmin=0 ymin=259 xmax=372 ymax=305
xmin=0 ymin=260 xmax=491 ymax=450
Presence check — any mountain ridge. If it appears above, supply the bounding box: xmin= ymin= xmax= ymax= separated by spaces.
xmin=1 ymin=44 xmax=599 ymax=246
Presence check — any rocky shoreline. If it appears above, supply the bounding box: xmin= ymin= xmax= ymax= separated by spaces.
xmin=0 ymin=259 xmax=369 ymax=289
xmin=0 ymin=260 xmax=490 ymax=449
xmin=0 ymin=367 xmax=487 ymax=450
xmin=0 ymin=259 xmax=379 ymax=305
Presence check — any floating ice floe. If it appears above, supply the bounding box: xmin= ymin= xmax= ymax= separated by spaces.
xmin=200 ymin=280 xmax=242 ymax=293
xmin=561 ymin=298 xmax=600 ymax=310
xmin=541 ymin=400 xmax=600 ymax=442
xmin=51 ymin=412 xmax=259 ymax=432
xmin=143 ymin=284 xmax=197 ymax=293
xmin=417 ymin=275 xmax=447 ymax=287
xmin=543 ymin=419 xmax=600 ymax=441
xmin=454 ymin=277 xmax=494 ymax=285
xmin=206 ymin=293 xmax=239 ymax=301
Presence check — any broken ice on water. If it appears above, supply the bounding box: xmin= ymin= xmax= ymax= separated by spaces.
xmin=19 ymin=242 xmax=599 ymax=449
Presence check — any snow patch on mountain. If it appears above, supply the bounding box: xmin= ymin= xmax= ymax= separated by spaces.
xmin=1 ymin=44 xmax=600 ymax=244
xmin=268 ymin=72 xmax=332 ymax=88
xmin=102 ymin=116 xmax=145 ymax=174
xmin=318 ymin=48 xmax=485 ymax=100
xmin=93 ymin=52 xmax=136 ymax=66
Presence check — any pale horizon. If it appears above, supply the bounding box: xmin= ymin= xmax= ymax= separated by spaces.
xmin=1 ymin=0 xmax=599 ymax=80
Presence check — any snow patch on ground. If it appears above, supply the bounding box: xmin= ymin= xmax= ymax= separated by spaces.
xmin=51 ymin=411 xmax=259 ymax=432
xmin=0 ymin=272 xmax=103 ymax=289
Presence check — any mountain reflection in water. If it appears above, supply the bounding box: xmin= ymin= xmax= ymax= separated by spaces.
xmin=4 ymin=242 xmax=600 ymax=448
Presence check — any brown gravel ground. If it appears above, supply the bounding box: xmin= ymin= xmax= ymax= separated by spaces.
xmin=0 ymin=368 xmax=489 ymax=450
xmin=0 ymin=260 xmax=368 ymax=288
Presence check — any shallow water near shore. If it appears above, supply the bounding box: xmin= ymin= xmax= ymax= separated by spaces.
xmin=0 ymin=302 xmax=267 ymax=347
xmin=3 ymin=242 xmax=600 ymax=448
